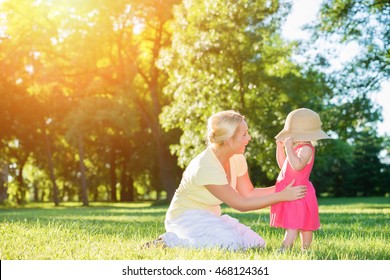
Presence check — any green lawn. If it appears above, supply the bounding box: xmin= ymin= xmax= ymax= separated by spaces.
xmin=0 ymin=197 xmax=389 ymax=260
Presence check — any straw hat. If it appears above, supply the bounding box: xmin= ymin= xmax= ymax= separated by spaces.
xmin=275 ymin=108 xmax=330 ymax=142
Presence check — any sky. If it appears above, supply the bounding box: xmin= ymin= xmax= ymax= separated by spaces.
xmin=282 ymin=0 xmax=389 ymax=136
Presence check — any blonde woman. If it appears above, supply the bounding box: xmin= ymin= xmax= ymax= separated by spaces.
xmin=154 ymin=110 xmax=307 ymax=250
xmin=270 ymin=108 xmax=331 ymax=251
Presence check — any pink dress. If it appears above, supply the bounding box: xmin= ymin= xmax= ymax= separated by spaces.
xmin=270 ymin=144 xmax=320 ymax=231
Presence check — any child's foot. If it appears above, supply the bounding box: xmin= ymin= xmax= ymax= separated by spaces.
xmin=301 ymin=247 xmax=312 ymax=253
xmin=302 ymin=243 xmax=311 ymax=251
xmin=276 ymin=244 xmax=291 ymax=254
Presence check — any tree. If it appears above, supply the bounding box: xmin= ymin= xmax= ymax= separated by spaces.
xmin=129 ymin=0 xmax=182 ymax=201
xmin=64 ymin=95 xmax=140 ymax=204
xmin=310 ymin=139 xmax=354 ymax=196
xmin=312 ymin=0 xmax=389 ymax=93
xmin=0 ymin=82 xmax=44 ymax=204
xmin=304 ymin=0 xmax=389 ymax=195
xmin=0 ymin=0 xmax=182 ymax=203
xmin=159 ymin=0 xmax=332 ymax=186
xmin=308 ymin=0 xmax=389 ymax=138
xmin=349 ymin=126 xmax=388 ymax=196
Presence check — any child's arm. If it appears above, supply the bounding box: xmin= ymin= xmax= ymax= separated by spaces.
xmin=284 ymin=137 xmax=313 ymax=171
xmin=276 ymin=140 xmax=286 ymax=169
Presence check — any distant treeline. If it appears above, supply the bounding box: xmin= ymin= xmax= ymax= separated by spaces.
xmin=0 ymin=0 xmax=389 ymax=205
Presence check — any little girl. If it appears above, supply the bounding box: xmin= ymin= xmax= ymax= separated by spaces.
xmin=270 ymin=108 xmax=330 ymax=250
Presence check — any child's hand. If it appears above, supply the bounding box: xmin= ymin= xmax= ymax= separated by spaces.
xmin=284 ymin=137 xmax=294 ymax=150
xmin=276 ymin=140 xmax=284 ymax=147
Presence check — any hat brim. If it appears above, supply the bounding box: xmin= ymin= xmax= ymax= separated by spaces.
xmin=275 ymin=129 xmax=331 ymax=142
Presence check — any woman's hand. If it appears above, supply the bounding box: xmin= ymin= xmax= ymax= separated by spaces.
xmin=280 ymin=180 xmax=307 ymax=201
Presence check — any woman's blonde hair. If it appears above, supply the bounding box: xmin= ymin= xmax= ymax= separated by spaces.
xmin=207 ymin=110 xmax=244 ymax=146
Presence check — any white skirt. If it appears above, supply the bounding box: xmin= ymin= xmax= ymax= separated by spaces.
xmin=160 ymin=210 xmax=266 ymax=250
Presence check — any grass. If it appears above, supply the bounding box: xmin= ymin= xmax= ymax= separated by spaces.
xmin=0 ymin=197 xmax=389 ymax=260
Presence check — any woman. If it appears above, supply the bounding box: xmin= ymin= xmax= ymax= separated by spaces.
xmin=156 ymin=110 xmax=307 ymax=250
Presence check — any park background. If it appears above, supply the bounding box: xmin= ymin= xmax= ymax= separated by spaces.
xmin=0 ymin=0 xmax=389 ymax=260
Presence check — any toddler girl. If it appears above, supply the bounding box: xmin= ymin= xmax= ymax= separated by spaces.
xmin=270 ymin=108 xmax=330 ymax=250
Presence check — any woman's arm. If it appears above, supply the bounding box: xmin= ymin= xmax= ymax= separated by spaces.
xmin=205 ymin=180 xmax=306 ymax=212
xmin=236 ymin=171 xmax=307 ymax=199
xmin=236 ymin=171 xmax=275 ymax=198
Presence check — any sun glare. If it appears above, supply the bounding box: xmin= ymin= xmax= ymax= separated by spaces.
xmin=133 ymin=19 xmax=145 ymax=35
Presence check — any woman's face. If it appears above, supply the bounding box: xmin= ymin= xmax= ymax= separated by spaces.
xmin=231 ymin=120 xmax=251 ymax=154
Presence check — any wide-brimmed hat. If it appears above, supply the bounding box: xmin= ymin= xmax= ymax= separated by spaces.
xmin=275 ymin=108 xmax=330 ymax=142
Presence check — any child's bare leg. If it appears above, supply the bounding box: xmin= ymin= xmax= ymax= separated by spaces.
xmin=300 ymin=230 xmax=313 ymax=250
xmin=281 ymin=229 xmax=299 ymax=249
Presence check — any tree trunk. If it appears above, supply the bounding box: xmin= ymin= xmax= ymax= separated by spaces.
xmin=15 ymin=153 xmax=29 ymax=205
xmin=149 ymin=22 xmax=177 ymax=201
xmin=109 ymin=141 xmax=117 ymax=202
xmin=0 ymin=164 xmax=9 ymax=203
xmin=44 ymin=129 xmax=59 ymax=206
xmin=32 ymin=184 xmax=39 ymax=202
xmin=120 ymin=175 xmax=134 ymax=202
xmin=155 ymin=134 xmax=177 ymax=201
xmin=78 ymin=135 xmax=89 ymax=206
xmin=120 ymin=160 xmax=134 ymax=202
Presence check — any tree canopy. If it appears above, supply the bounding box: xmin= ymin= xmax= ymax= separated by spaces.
xmin=0 ymin=0 xmax=388 ymax=205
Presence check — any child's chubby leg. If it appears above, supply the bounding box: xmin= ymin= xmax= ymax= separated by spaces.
xmin=300 ymin=230 xmax=313 ymax=250
xmin=281 ymin=229 xmax=299 ymax=249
